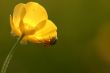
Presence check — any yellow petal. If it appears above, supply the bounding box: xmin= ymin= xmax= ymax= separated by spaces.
xmin=10 ymin=15 xmax=21 ymax=36
xmin=35 ymin=20 xmax=57 ymax=37
xmin=12 ymin=3 xmax=25 ymax=36
xmin=23 ymin=20 xmax=57 ymax=43
xmin=22 ymin=2 xmax=48 ymax=34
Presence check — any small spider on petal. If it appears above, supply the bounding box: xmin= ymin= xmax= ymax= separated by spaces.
xmin=10 ymin=2 xmax=58 ymax=46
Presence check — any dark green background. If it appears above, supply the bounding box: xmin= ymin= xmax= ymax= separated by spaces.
xmin=0 ymin=0 xmax=110 ymax=73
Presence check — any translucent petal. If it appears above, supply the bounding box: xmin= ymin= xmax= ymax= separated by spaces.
xmin=22 ymin=2 xmax=48 ymax=34
xmin=12 ymin=3 xmax=25 ymax=36
xmin=10 ymin=15 xmax=21 ymax=36
xmin=23 ymin=20 xmax=57 ymax=43
xmin=34 ymin=20 xmax=57 ymax=37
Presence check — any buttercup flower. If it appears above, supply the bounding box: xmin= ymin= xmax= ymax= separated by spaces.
xmin=1 ymin=2 xmax=57 ymax=73
xmin=10 ymin=2 xmax=57 ymax=45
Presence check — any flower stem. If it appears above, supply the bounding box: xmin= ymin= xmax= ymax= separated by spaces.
xmin=1 ymin=36 xmax=23 ymax=73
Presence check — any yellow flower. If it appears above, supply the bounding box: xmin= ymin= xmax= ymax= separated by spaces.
xmin=10 ymin=2 xmax=57 ymax=45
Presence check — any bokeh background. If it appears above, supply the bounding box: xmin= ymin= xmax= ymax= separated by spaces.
xmin=0 ymin=0 xmax=110 ymax=73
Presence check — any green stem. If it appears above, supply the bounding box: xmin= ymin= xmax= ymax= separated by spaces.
xmin=1 ymin=36 xmax=22 ymax=73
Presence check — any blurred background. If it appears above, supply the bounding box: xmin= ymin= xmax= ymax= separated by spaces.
xmin=0 ymin=0 xmax=110 ymax=73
